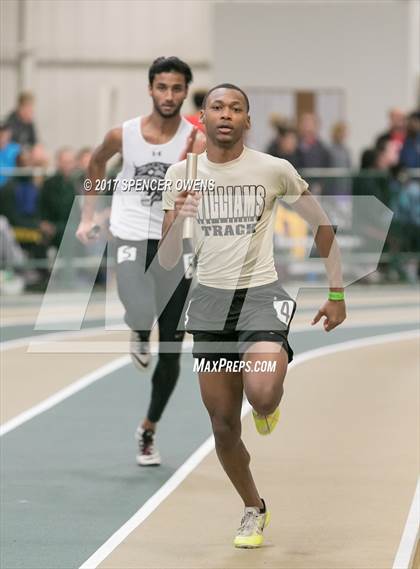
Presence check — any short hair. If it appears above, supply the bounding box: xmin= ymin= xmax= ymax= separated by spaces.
xmin=192 ymin=89 xmax=207 ymax=109
xmin=203 ymin=83 xmax=250 ymax=112
xmin=18 ymin=92 xmax=34 ymax=106
xmin=148 ymin=57 xmax=193 ymax=87
xmin=77 ymin=146 xmax=92 ymax=158
xmin=408 ymin=110 xmax=420 ymax=121
xmin=56 ymin=146 xmax=74 ymax=159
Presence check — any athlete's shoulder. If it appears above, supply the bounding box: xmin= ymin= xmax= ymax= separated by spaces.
xmin=244 ymin=147 xmax=293 ymax=169
xmin=122 ymin=115 xmax=141 ymax=130
xmin=165 ymin=158 xmax=187 ymax=178
xmin=100 ymin=126 xmax=122 ymax=153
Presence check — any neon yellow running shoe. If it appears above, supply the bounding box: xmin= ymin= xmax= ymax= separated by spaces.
xmin=234 ymin=500 xmax=271 ymax=549
xmin=252 ymin=407 xmax=280 ymax=435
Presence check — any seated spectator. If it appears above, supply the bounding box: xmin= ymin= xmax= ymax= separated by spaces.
xmin=39 ymin=148 xmax=77 ymax=248
xmin=0 ymin=215 xmax=26 ymax=295
xmin=376 ymin=107 xmax=406 ymax=150
xmin=388 ymin=166 xmax=420 ymax=281
xmin=185 ymin=89 xmax=207 ymax=133
xmin=296 ymin=113 xmax=330 ymax=168
xmin=0 ymin=123 xmax=21 ymax=188
xmin=0 ymin=150 xmax=40 ymax=231
xmin=0 ymin=215 xmax=25 ymax=269
xmin=0 ymin=149 xmax=43 ymax=260
xmin=399 ymin=110 xmax=420 ymax=169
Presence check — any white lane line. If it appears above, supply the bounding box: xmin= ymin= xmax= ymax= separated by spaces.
xmin=0 ymin=337 xmax=194 ymax=434
xmin=392 ymin=479 xmax=420 ymax=569
xmin=79 ymin=328 xmax=419 ymax=569
xmin=79 ymin=400 xmax=251 ymax=569
xmin=0 ymin=357 xmax=130 ymax=437
xmin=0 ymin=327 xmax=108 ymax=352
xmin=3 ymin=318 xmax=418 ymax=353
xmin=3 ymin=326 xmax=417 ymax=436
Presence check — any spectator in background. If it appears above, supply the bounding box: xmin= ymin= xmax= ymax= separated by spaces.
xmin=296 ymin=113 xmax=330 ymax=168
xmin=389 ymin=165 xmax=420 ymax=281
xmin=5 ymin=91 xmax=48 ymax=168
xmin=39 ymin=147 xmax=77 ymax=248
xmin=0 ymin=149 xmax=43 ymax=264
xmin=360 ymin=145 xmax=376 ymax=169
xmin=5 ymin=92 xmax=38 ymax=148
xmin=0 ymin=215 xmax=26 ymax=295
xmin=0 ymin=123 xmax=21 ymax=188
xmin=376 ymin=107 xmax=406 ymax=150
xmin=354 ymin=139 xmax=400 ymax=217
xmin=0 ymin=150 xmax=40 ymax=231
xmin=73 ymin=147 xmax=93 ymax=194
xmin=266 ymin=121 xmax=301 ymax=168
xmin=399 ymin=110 xmax=420 ymax=169
xmin=265 ymin=113 xmax=286 ymax=156
xmin=185 ymin=89 xmax=207 ymax=133
xmin=329 ymin=121 xmax=352 ymax=195
xmin=329 ymin=122 xmax=351 ymax=169
xmin=296 ymin=112 xmax=330 ymax=195
xmin=0 ymin=215 xmax=25 ymax=269
xmin=353 ymin=139 xmax=400 ymax=281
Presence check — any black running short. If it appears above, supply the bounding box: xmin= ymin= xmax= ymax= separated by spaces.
xmin=185 ymin=278 xmax=296 ymax=363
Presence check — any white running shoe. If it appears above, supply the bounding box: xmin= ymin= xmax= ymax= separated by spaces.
xmin=135 ymin=427 xmax=161 ymax=466
xmin=234 ymin=499 xmax=270 ymax=548
xmin=130 ymin=331 xmax=151 ymax=371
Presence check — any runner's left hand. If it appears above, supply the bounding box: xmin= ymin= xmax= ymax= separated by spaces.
xmin=311 ymin=300 xmax=346 ymax=332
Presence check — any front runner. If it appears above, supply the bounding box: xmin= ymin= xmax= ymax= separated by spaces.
xmin=76 ymin=57 xmax=205 ymax=466
xmin=159 ymin=84 xmax=346 ymax=547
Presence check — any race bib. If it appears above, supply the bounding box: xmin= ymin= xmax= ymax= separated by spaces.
xmin=273 ymin=299 xmax=294 ymax=327
xmin=117 ymin=245 xmax=137 ymax=264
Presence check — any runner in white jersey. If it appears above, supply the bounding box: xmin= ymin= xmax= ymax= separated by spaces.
xmin=109 ymin=113 xmax=194 ymax=241
xmin=159 ymin=84 xmax=346 ymax=548
xmin=76 ymin=57 xmax=205 ymax=467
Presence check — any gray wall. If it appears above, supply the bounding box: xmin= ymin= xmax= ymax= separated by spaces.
xmin=0 ymin=0 xmax=213 ymax=152
xmin=213 ymin=0 xmax=420 ymax=161
xmin=1 ymin=0 xmax=419 ymax=159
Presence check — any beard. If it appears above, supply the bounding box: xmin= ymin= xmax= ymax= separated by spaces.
xmin=154 ymin=101 xmax=183 ymax=119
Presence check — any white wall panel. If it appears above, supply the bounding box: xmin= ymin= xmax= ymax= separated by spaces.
xmin=36 ymin=65 xmax=212 ymax=152
xmin=1 ymin=0 xmax=212 ymax=152
xmin=0 ymin=67 xmax=18 ymax=119
xmin=3 ymin=0 xmax=416 ymax=158
xmin=214 ymin=1 xmax=418 ymax=160
xmin=28 ymin=0 xmax=211 ymax=63
xmin=0 ymin=0 xmax=19 ymax=57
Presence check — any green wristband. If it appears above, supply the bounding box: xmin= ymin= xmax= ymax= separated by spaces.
xmin=328 ymin=291 xmax=345 ymax=301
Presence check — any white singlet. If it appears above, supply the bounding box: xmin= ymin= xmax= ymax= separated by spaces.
xmin=110 ymin=115 xmax=193 ymax=241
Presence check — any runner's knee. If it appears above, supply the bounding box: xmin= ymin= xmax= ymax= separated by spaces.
xmin=211 ymin=415 xmax=241 ymax=450
xmin=247 ymin=385 xmax=283 ymax=416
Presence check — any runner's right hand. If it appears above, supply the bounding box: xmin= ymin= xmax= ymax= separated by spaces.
xmin=76 ymin=220 xmax=99 ymax=244
xmin=175 ymin=190 xmax=201 ymax=219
